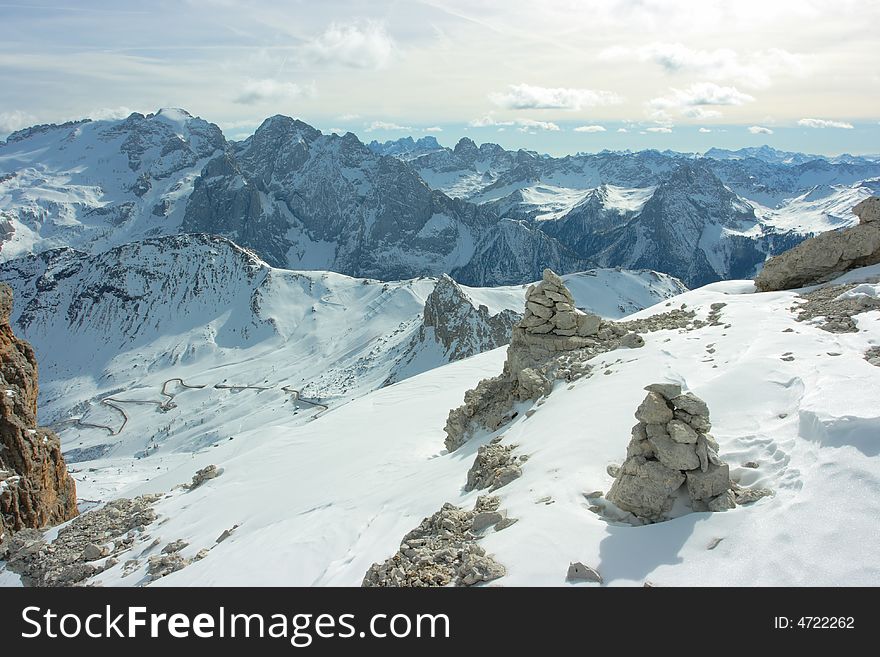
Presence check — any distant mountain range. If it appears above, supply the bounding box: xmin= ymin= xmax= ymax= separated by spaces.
xmin=2 ymin=109 xmax=878 ymax=287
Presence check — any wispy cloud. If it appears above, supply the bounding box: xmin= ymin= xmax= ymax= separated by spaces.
xmin=425 ymin=126 xmax=443 ymax=132
xmin=469 ymin=113 xmax=559 ymax=131
xmin=300 ymin=21 xmax=395 ymax=70
xmin=364 ymin=120 xmax=412 ymax=132
xmin=797 ymin=118 xmax=854 ymax=129
xmin=233 ymin=79 xmax=314 ymax=105
xmin=573 ymin=125 xmax=606 ymax=133
xmin=748 ymin=125 xmax=774 ymax=134
xmin=699 ymin=127 xmax=712 ymax=133
xmin=617 ymin=127 xmax=628 ymax=133
xmin=648 ymin=82 xmax=754 ymax=121
xmin=600 ymin=43 xmax=806 ymax=89
xmin=0 ymin=110 xmax=37 ymax=135
xmin=87 ymin=106 xmax=136 ymax=120
xmin=515 ymin=118 xmax=560 ymax=132
xmin=646 ymin=126 xmax=673 ymax=133
xmin=489 ymin=83 xmax=621 ymax=110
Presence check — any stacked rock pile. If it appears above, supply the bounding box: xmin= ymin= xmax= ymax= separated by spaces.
xmin=606 ymin=384 xmax=735 ymax=520
xmin=520 ymin=270 xmax=601 ymax=338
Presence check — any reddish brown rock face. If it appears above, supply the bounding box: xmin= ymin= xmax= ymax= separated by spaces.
xmin=0 ymin=283 xmax=77 ymax=541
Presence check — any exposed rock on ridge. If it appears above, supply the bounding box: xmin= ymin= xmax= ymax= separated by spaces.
xmin=362 ymin=496 xmax=508 ymax=587
xmin=444 ymin=269 xmax=645 ymax=452
xmin=755 ymin=196 xmax=880 ymax=291
xmin=0 ymin=283 xmax=77 ymax=542
xmin=420 ymin=274 xmax=520 ymax=361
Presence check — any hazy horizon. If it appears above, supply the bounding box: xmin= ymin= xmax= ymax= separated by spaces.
xmin=2 ymin=0 xmax=878 ymax=155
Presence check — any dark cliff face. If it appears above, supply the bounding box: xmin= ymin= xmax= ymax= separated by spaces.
xmin=0 ymin=283 xmax=77 ymax=540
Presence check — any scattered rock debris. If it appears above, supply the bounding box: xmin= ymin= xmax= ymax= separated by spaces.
xmin=362 ymin=496 xmax=508 ymax=587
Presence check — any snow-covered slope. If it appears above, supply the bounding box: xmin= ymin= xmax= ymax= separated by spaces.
xmin=0 ymin=109 xmax=225 ymax=260
xmin=0 ymin=235 xmax=682 ymax=501
xmin=8 ymin=263 xmax=877 ymax=586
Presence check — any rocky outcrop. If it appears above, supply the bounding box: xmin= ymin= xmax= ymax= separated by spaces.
xmin=464 ymin=437 xmax=526 ymax=491
xmin=793 ymin=282 xmax=880 ymax=333
xmin=755 ymin=196 xmax=880 ymax=292
xmin=0 ymin=284 xmax=77 ymax=542
xmin=420 ymin=274 xmax=519 ymax=361
xmin=444 ymin=269 xmax=645 ymax=452
xmin=2 ymin=495 xmax=158 ymax=586
xmin=362 ymin=496 xmax=508 ymax=587
xmin=606 ymin=385 xmax=736 ymax=521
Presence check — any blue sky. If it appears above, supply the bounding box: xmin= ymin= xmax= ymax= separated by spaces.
xmin=1 ymin=0 xmax=878 ymax=155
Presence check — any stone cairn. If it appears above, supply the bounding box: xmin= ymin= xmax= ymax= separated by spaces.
xmin=606 ymin=384 xmax=736 ymax=521
xmin=444 ymin=269 xmax=644 ymax=452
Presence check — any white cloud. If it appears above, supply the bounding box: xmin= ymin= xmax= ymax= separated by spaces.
xmin=617 ymin=127 xmax=628 ymax=133
xmin=489 ymin=83 xmax=622 ymax=110
xmin=646 ymin=126 xmax=672 ymax=133
xmin=648 ymin=82 xmax=754 ymax=121
xmin=748 ymin=125 xmax=774 ymax=134
xmin=469 ymin=114 xmax=558 ymax=131
xmin=337 ymin=113 xmax=360 ymax=121
xmin=515 ymin=118 xmax=560 ymax=132
xmin=234 ymin=79 xmax=314 ymax=104
xmin=797 ymin=118 xmax=854 ymax=129
xmin=0 ymin=110 xmax=37 ymax=135
xmin=574 ymin=125 xmax=606 ymax=133
xmin=365 ymin=120 xmax=412 ymax=132
xmin=301 ymin=21 xmax=395 ymax=70
xmin=469 ymin=114 xmax=514 ymax=128
xmin=425 ymin=126 xmax=443 ymax=132
xmin=87 ymin=106 xmax=135 ymax=121
xmin=601 ymin=43 xmax=806 ymax=89
xmin=699 ymin=127 xmax=712 ymax=133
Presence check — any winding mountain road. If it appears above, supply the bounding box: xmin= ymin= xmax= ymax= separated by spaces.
xmin=70 ymin=377 xmax=329 ymax=436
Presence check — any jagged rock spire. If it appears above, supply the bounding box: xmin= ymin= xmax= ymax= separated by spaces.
xmin=0 ymin=284 xmax=77 ymax=542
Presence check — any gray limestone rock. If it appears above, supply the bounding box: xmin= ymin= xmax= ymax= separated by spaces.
xmin=552 ymin=311 xmax=578 ymax=330
xmin=675 ymin=409 xmax=711 ymax=432
xmin=686 ymin=463 xmax=730 ymax=501
xmin=606 ymin=457 xmax=686 ymax=520
xmin=82 ymin=543 xmax=108 ymax=562
xmin=527 ymin=293 xmax=555 ymax=308
xmin=854 ymin=196 xmax=880 ymax=223
xmin=3 ymin=495 xmax=160 ymax=587
xmin=606 ymin=387 xmax=738 ymax=522
xmin=644 ymin=383 xmax=682 ymax=400
xmin=187 ymin=464 xmax=222 ymax=490
xmin=733 ymin=485 xmax=773 ymax=505
xmin=363 ymin=498 xmax=507 ymax=587
xmin=465 ymin=443 xmax=522 ymax=491
xmin=576 ymin=313 xmax=601 ymax=337
xmin=755 ymin=197 xmax=880 ymax=291
xmin=671 ymin=393 xmax=710 ymax=419
xmin=667 ymin=419 xmax=698 ymax=444
xmin=162 ymin=539 xmax=189 ymax=554
xmin=471 ymin=512 xmax=504 ymax=533
xmin=649 ymin=432 xmax=701 ymax=471
xmin=635 ymin=392 xmax=675 ymax=424
xmin=707 ymin=490 xmax=736 ymax=512
xmin=566 ymin=562 xmax=602 ymax=583
xmin=456 ymin=545 xmax=506 ymax=586
xmin=619 ymin=332 xmax=645 ymax=348
xmin=527 ymin=301 xmax=554 ymax=319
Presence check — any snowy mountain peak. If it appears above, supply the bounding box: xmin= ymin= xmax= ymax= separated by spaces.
xmin=367 ymin=135 xmax=443 ymax=159
xmin=453 ymin=137 xmax=479 ymax=158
